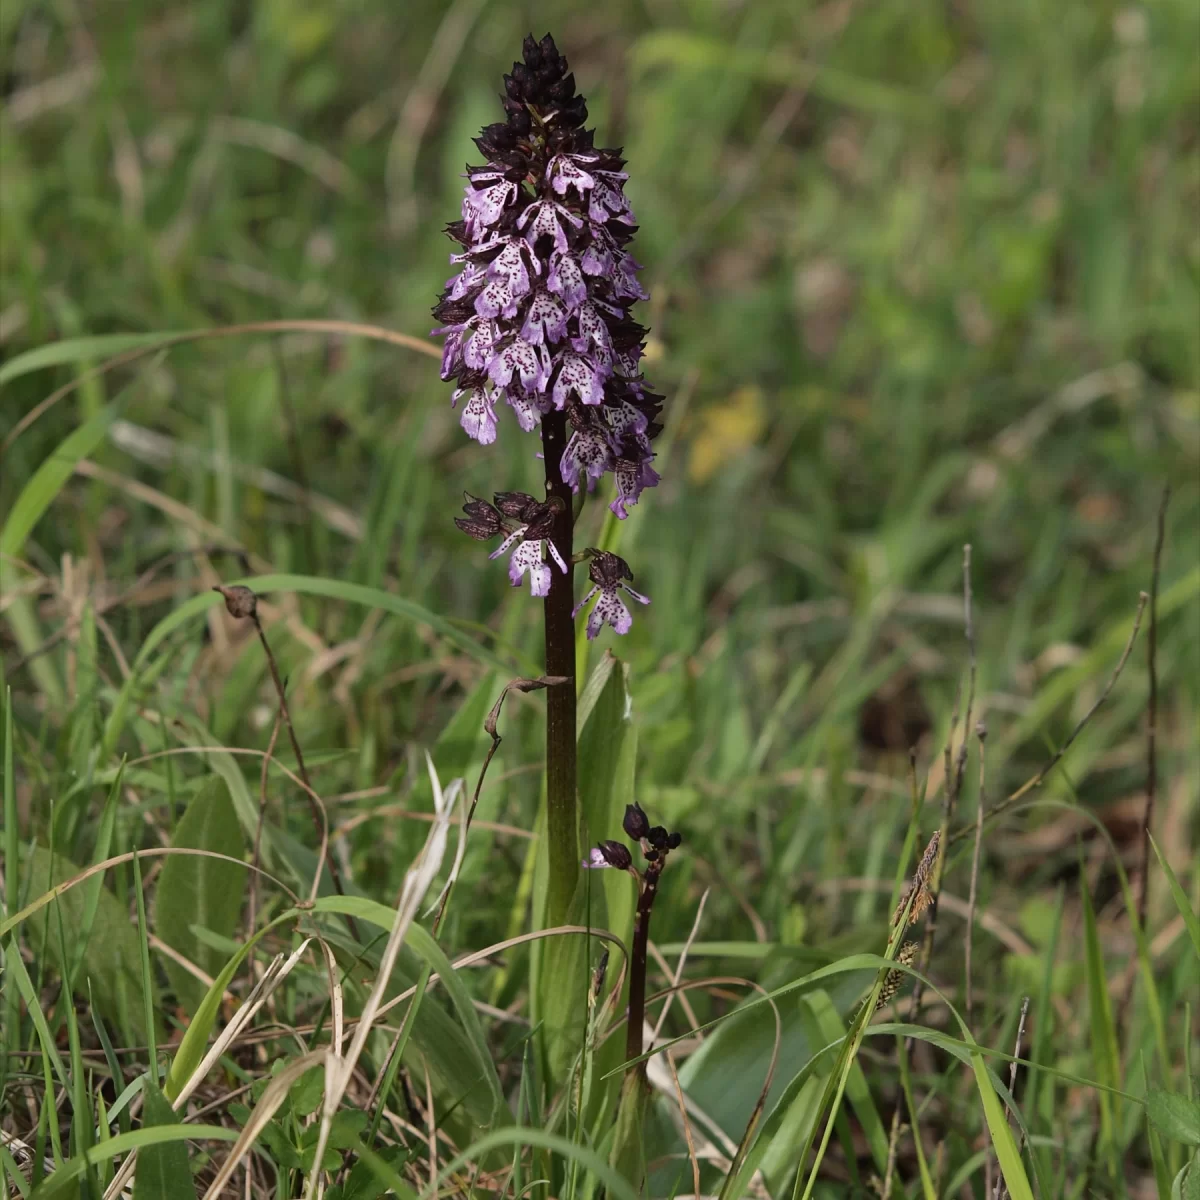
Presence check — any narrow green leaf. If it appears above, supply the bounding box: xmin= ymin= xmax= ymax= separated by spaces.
xmin=154 ymin=777 xmax=248 ymax=1016
xmin=312 ymin=894 xmax=503 ymax=1120
xmin=4 ymin=688 xmax=16 ymax=921
xmin=969 ymin=1047 xmax=1036 ymax=1200
xmin=104 ymin=576 xmax=524 ymax=756
xmin=0 ymin=401 xmax=120 ymax=559
xmin=1080 ymin=868 xmax=1121 ymax=1169
xmin=29 ymin=1125 xmax=235 ymax=1199
xmin=0 ymin=400 xmax=120 ymax=705
xmin=164 ymin=913 xmax=294 ymax=1101
xmin=4 ymin=941 xmax=68 ymax=1091
xmin=1150 ymin=835 xmax=1200 ymax=961
xmin=133 ymin=1079 xmax=196 ymax=1200
xmin=0 ymin=333 xmax=185 ymax=387
xmin=1149 ymin=1091 xmax=1200 ymax=1149
xmin=64 ymin=760 xmax=124 ymax=991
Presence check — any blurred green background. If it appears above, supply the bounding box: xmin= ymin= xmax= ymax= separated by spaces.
xmin=3 ymin=0 xmax=1198 ymax=1008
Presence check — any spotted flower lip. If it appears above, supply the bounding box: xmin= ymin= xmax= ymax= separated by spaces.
xmin=431 ymin=32 xmax=661 ymax=514
xmin=572 ymin=549 xmax=650 ymax=639
xmin=488 ymin=497 xmax=568 ymax=597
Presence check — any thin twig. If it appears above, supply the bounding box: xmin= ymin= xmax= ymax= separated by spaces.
xmin=665 ymin=1049 xmax=702 ymax=1200
xmin=993 ymin=995 xmax=1031 ymax=1200
xmin=431 ymin=675 xmax=567 ymax=931
xmin=950 ymin=592 xmax=1149 ymax=848
xmin=247 ymin=710 xmax=282 ymax=939
xmin=964 ymin=721 xmax=988 ymax=1030
xmin=212 ymin=586 xmax=351 ymax=913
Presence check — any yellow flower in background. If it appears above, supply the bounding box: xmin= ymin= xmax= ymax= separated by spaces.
xmin=688 ymin=385 xmax=766 ymax=485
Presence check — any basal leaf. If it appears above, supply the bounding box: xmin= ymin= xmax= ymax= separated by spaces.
xmin=155 ymin=777 xmax=248 ymax=1016
xmin=133 ymin=1079 xmax=196 ymax=1200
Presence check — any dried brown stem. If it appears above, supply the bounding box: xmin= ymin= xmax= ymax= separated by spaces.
xmin=213 ymin=586 xmax=352 ymax=923
xmin=431 ymin=674 xmax=567 ymax=931
xmin=247 ymin=709 xmax=282 ymax=939
xmin=964 ymin=721 xmax=988 ymax=1029
xmin=993 ymin=995 xmax=1031 ymax=1200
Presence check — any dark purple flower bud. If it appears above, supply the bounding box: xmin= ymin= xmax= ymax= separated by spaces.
xmin=492 ymin=491 xmax=540 ymax=520
xmin=432 ymin=33 xmax=661 ymax=514
xmin=667 ymin=831 xmax=683 ymax=850
xmin=647 ymin=826 xmax=670 ymax=850
xmin=582 ymin=839 xmax=632 ymax=870
xmin=623 ymin=802 xmax=650 ymax=841
xmin=572 ymin=549 xmax=650 ymax=639
xmin=454 ymin=493 xmax=505 ymax=541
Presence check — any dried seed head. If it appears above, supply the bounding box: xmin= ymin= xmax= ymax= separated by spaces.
xmin=892 ymin=829 xmax=941 ymax=926
xmin=213 ymin=584 xmax=257 ymax=620
xmin=874 ymin=940 xmax=920 ymax=1013
xmin=455 ymin=493 xmax=505 ymax=541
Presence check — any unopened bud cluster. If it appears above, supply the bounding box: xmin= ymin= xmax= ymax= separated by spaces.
xmin=582 ymin=802 xmax=681 ymax=872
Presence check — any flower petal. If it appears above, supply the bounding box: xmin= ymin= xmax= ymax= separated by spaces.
xmin=546 ymin=252 xmax=587 ymax=312
xmin=488 ymin=527 xmax=523 ymax=560
xmin=546 ymin=154 xmax=595 ymax=198
xmin=508 ymin=540 xmax=552 ymax=596
xmin=553 ymin=352 xmax=605 ymax=408
xmin=572 ymin=584 xmax=599 ymax=621
xmin=595 ymin=587 xmax=633 ymax=635
xmin=520 ymin=290 xmax=569 ymax=347
xmin=454 ymin=387 xmax=497 ymax=445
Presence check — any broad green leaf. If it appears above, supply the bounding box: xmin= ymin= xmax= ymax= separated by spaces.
xmin=155 ymin=777 xmax=248 ymax=1015
xmin=1148 ymin=1091 xmax=1200 ymax=1148
xmin=21 ymin=845 xmax=157 ymax=1045
xmin=577 ymin=652 xmax=638 ymax=945
xmin=607 ymin=1073 xmax=648 ymax=1191
xmin=133 ymin=1079 xmax=196 ymax=1200
xmin=1181 ymin=1153 xmax=1200 ymax=1200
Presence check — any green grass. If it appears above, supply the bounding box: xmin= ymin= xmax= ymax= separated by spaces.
xmin=2 ymin=0 xmax=1199 ymax=1196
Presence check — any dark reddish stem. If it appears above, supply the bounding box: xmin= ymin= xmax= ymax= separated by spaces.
xmin=540 ymin=409 xmax=578 ymax=924
xmin=626 ymin=859 xmax=662 ymax=1075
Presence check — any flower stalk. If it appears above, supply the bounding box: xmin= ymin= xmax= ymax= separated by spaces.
xmin=541 ymin=416 xmax=578 ymax=917
xmin=434 ymin=32 xmax=663 ymax=926
xmin=583 ymin=803 xmax=682 ymax=1079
